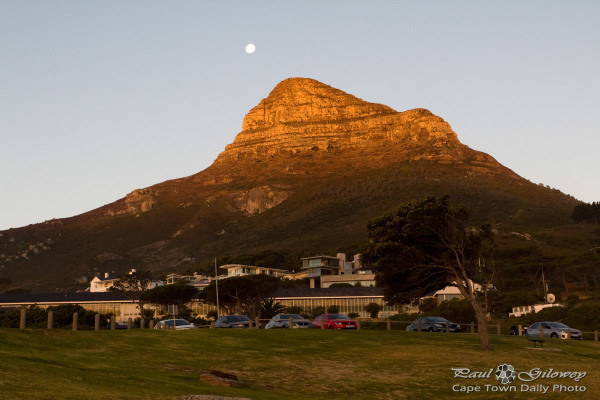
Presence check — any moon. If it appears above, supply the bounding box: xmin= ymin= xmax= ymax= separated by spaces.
xmin=245 ymin=43 xmax=256 ymax=54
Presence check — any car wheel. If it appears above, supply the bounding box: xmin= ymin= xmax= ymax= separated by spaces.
xmin=551 ymin=333 xmax=558 ymax=339
xmin=328 ymin=325 xmax=334 ymax=330
xmin=428 ymin=327 xmax=434 ymax=332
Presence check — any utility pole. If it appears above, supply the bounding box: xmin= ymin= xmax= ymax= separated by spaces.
xmin=214 ymin=257 xmax=220 ymax=319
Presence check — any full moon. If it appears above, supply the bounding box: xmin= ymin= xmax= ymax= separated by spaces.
xmin=245 ymin=43 xmax=256 ymax=54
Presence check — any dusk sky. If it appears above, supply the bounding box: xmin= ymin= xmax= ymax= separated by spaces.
xmin=1 ymin=0 xmax=599 ymax=230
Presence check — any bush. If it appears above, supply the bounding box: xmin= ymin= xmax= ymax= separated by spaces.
xmin=348 ymin=312 xmax=359 ymax=319
xmin=430 ymin=298 xmax=475 ymax=324
xmin=419 ymin=297 xmax=438 ymax=313
xmin=326 ymin=305 xmax=339 ymax=314
xmin=563 ymin=301 xmax=600 ymax=332
xmin=364 ymin=302 xmax=382 ymax=319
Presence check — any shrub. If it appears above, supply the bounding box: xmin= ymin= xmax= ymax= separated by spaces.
xmin=430 ymin=298 xmax=475 ymax=324
xmin=326 ymin=305 xmax=339 ymax=314
xmin=364 ymin=302 xmax=382 ymax=319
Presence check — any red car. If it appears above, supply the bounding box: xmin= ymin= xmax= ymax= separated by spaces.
xmin=314 ymin=313 xmax=357 ymax=330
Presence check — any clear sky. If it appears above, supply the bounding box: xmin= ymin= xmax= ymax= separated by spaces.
xmin=1 ymin=0 xmax=599 ymax=230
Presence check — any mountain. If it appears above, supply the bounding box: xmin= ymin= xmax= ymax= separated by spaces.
xmin=0 ymin=78 xmax=590 ymax=293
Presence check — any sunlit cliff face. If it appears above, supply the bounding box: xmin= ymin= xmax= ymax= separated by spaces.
xmin=217 ymin=77 xmax=460 ymax=163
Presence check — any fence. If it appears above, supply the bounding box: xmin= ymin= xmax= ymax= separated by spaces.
xmin=7 ymin=309 xmax=600 ymax=342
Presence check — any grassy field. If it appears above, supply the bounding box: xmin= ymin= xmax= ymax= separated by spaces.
xmin=0 ymin=328 xmax=599 ymax=400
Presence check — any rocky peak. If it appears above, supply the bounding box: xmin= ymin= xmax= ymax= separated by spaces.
xmin=217 ymin=77 xmax=460 ymax=162
xmin=241 ymin=77 xmax=395 ymax=131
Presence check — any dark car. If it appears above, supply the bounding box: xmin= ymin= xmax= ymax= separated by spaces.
xmin=406 ymin=316 xmax=461 ymax=332
xmin=314 ymin=313 xmax=357 ymax=330
xmin=265 ymin=314 xmax=315 ymax=329
xmin=214 ymin=315 xmax=252 ymax=328
xmin=527 ymin=321 xmax=582 ymax=340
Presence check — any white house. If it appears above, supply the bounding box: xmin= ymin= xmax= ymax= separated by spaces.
xmin=90 ymin=269 xmax=164 ymax=293
xmin=220 ymin=264 xmax=289 ymax=279
xmin=89 ymin=273 xmax=120 ymax=292
xmin=509 ymin=303 xmax=565 ymax=317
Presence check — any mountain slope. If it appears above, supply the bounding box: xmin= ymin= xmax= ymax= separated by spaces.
xmin=0 ymin=78 xmax=581 ymax=292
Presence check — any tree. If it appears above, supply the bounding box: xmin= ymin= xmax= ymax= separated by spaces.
xmin=365 ymin=302 xmax=382 ymax=318
xmin=363 ymin=196 xmax=496 ymax=350
xmin=109 ymin=270 xmax=156 ymax=319
xmin=140 ymin=284 xmax=198 ymax=314
xmin=260 ymin=298 xmax=286 ymax=319
xmin=203 ymin=274 xmax=280 ymax=318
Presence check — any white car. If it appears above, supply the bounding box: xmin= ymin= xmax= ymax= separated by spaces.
xmin=154 ymin=318 xmax=196 ymax=330
xmin=265 ymin=314 xmax=315 ymax=329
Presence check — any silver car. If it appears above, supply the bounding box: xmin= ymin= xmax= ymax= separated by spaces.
xmin=527 ymin=321 xmax=582 ymax=340
xmin=214 ymin=315 xmax=252 ymax=328
xmin=406 ymin=316 xmax=461 ymax=332
xmin=265 ymin=313 xmax=315 ymax=329
xmin=154 ymin=318 xmax=196 ymax=330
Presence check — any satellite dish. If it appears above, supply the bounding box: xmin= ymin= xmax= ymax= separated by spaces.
xmin=546 ymin=293 xmax=556 ymax=304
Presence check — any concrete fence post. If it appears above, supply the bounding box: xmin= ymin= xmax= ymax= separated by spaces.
xmin=539 ymin=325 xmax=544 ymax=339
xmin=387 ymin=318 xmax=392 ymax=331
xmin=356 ymin=318 xmax=361 ymax=330
xmin=127 ymin=318 xmax=133 ymax=329
xmin=210 ymin=321 xmax=215 ymax=329
xmin=72 ymin=312 xmax=78 ymax=331
xmin=497 ymin=323 xmax=501 ymax=335
xmin=149 ymin=320 xmax=154 ymax=330
xmin=19 ymin=308 xmax=26 ymax=329
xmin=255 ymin=317 xmax=260 ymax=329
xmin=94 ymin=314 xmax=100 ymax=331
xmin=594 ymin=330 xmax=598 ymax=342
xmin=321 ymin=318 xmax=326 ymax=329
xmin=110 ymin=316 xmax=116 ymax=330
xmin=248 ymin=319 xmax=253 ymax=329
xmin=417 ymin=319 xmax=422 ymax=332
xmin=47 ymin=310 xmax=54 ymax=330
xmin=140 ymin=318 xmax=146 ymax=330
xmin=445 ymin=321 xmax=450 ymax=333
xmin=470 ymin=322 xmax=475 ymax=334
xmin=289 ymin=316 xmax=294 ymax=329
xmin=518 ymin=324 xmax=523 ymax=336
xmin=567 ymin=328 xmax=571 ymax=339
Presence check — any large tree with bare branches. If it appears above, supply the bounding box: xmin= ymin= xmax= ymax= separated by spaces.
xmin=363 ymin=195 xmax=495 ymax=350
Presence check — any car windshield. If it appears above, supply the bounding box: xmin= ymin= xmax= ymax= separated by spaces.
xmin=327 ymin=314 xmax=350 ymax=320
xmin=426 ymin=317 xmax=448 ymax=323
xmin=548 ymin=322 xmax=569 ymax=329
xmin=279 ymin=314 xmax=303 ymax=320
xmin=175 ymin=319 xmax=191 ymax=326
xmin=228 ymin=315 xmax=249 ymax=322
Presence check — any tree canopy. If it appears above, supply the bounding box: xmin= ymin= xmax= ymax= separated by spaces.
xmin=140 ymin=284 xmax=198 ymax=310
xmin=572 ymin=202 xmax=600 ymax=224
xmin=363 ymin=195 xmax=495 ymax=350
xmin=109 ymin=270 xmax=156 ymax=319
xmin=203 ymin=274 xmax=280 ymax=318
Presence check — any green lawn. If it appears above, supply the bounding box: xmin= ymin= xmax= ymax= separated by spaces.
xmin=0 ymin=328 xmax=598 ymax=399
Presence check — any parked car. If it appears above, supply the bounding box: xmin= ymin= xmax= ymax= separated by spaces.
xmin=314 ymin=313 xmax=357 ymax=330
xmin=265 ymin=314 xmax=315 ymax=329
xmin=105 ymin=323 xmax=128 ymax=330
xmin=527 ymin=321 xmax=582 ymax=340
xmin=214 ymin=315 xmax=252 ymax=328
xmin=153 ymin=319 xmax=196 ymax=330
xmin=406 ymin=316 xmax=461 ymax=332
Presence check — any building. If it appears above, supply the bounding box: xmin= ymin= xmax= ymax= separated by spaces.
xmin=272 ymin=287 xmax=397 ymax=318
xmin=166 ymin=273 xmax=214 ymax=289
xmin=89 ymin=273 xmax=120 ymax=292
xmin=90 ymin=269 xmax=164 ymax=293
xmin=301 ymin=253 xmax=372 ymax=288
xmin=220 ymin=264 xmax=290 ymax=279
xmin=509 ymin=303 xmax=565 ymax=317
